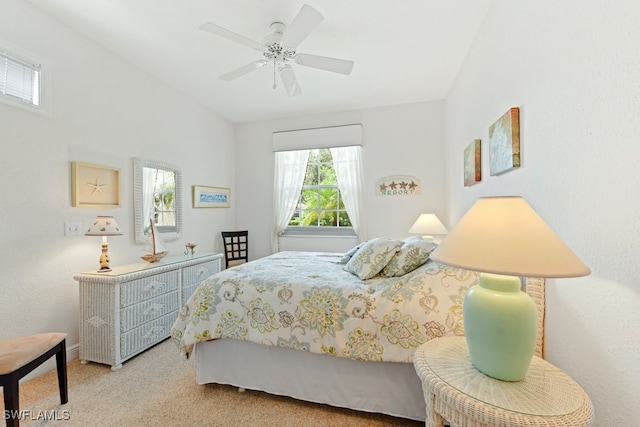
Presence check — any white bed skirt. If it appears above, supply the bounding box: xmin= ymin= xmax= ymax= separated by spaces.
xmin=195 ymin=339 xmax=426 ymax=421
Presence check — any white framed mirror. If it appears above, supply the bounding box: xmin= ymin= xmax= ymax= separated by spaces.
xmin=133 ymin=157 xmax=183 ymax=244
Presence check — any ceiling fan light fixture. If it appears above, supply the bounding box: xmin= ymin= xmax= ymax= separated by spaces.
xmin=200 ymin=4 xmax=353 ymax=96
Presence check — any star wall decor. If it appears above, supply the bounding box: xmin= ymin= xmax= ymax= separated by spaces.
xmin=376 ymin=175 xmax=421 ymax=197
xmin=87 ymin=177 xmax=109 ymax=195
xmin=71 ymin=161 xmax=121 ymax=207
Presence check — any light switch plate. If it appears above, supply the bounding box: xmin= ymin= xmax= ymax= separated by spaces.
xmin=65 ymin=222 xmax=83 ymax=237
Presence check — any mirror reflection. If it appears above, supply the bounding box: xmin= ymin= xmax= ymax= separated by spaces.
xmin=145 ymin=167 xmax=176 ymax=232
xmin=133 ymin=158 xmax=183 ymax=244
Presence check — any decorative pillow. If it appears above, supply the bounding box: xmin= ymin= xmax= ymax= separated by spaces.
xmin=380 ymin=238 xmax=437 ymax=277
xmin=403 ymin=235 xmax=426 ymax=243
xmin=344 ymin=238 xmax=403 ymax=279
xmin=340 ymin=242 xmax=365 ymax=264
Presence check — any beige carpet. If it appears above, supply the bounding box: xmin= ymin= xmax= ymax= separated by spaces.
xmin=2 ymin=340 xmax=423 ymax=426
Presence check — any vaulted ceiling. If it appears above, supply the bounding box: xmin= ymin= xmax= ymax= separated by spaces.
xmin=27 ymin=0 xmax=493 ymax=123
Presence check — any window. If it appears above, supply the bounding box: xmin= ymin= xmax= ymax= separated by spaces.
xmin=0 ymin=50 xmax=41 ymax=109
xmin=149 ymin=168 xmax=176 ymax=233
xmin=272 ymin=125 xmax=365 ymax=252
xmin=287 ymin=149 xmax=352 ymax=233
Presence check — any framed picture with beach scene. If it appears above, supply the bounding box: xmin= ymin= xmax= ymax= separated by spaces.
xmin=192 ymin=185 xmax=230 ymax=208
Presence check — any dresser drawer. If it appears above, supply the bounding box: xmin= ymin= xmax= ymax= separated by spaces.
xmin=182 ymin=282 xmax=199 ymax=303
xmin=120 ymin=290 xmax=179 ymax=332
xmin=182 ymin=260 xmax=219 ymax=286
xmin=120 ymin=312 xmax=176 ymax=359
xmin=120 ymin=270 xmax=179 ymax=307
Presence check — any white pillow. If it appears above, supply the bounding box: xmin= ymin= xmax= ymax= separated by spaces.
xmin=344 ymin=238 xmax=403 ymax=280
xmin=340 ymin=242 xmax=365 ymax=264
xmin=380 ymin=238 xmax=436 ymax=277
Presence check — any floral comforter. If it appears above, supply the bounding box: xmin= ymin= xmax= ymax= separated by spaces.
xmin=171 ymin=251 xmax=478 ymax=363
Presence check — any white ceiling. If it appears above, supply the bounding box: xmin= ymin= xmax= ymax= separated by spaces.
xmin=27 ymin=0 xmax=493 ymax=123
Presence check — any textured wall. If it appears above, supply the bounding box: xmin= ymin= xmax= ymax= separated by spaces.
xmin=444 ymin=1 xmax=640 ymax=424
xmin=0 ymin=0 xmax=235 ymax=375
xmin=234 ymin=101 xmax=447 ymax=259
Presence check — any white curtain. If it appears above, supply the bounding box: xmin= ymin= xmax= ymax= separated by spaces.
xmin=272 ymin=150 xmax=310 ymax=253
xmin=330 ymin=146 xmax=366 ymax=241
xmin=142 ymin=167 xmax=156 ymax=233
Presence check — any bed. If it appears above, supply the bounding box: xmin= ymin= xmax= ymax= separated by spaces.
xmin=171 ymin=245 xmax=545 ymax=421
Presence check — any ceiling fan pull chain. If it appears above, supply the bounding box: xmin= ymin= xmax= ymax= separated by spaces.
xmin=272 ymin=60 xmax=277 ymax=90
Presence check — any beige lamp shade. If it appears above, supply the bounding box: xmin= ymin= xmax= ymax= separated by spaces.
xmin=85 ymin=216 xmax=123 ymax=236
xmin=430 ymin=196 xmax=590 ymax=278
xmin=408 ymin=213 xmax=448 ymax=235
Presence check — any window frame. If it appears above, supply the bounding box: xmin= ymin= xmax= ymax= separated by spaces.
xmin=284 ymin=148 xmax=356 ymax=237
xmin=281 ymin=226 xmax=356 ymax=237
xmin=0 ymin=43 xmax=50 ymax=115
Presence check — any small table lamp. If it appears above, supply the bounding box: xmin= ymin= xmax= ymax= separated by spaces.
xmin=430 ymin=196 xmax=590 ymax=381
xmin=85 ymin=216 xmax=123 ymax=273
xmin=408 ymin=213 xmax=448 ymax=243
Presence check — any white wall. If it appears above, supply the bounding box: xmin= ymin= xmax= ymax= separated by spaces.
xmin=234 ymin=101 xmax=446 ymax=258
xmin=444 ymin=1 xmax=640 ymax=424
xmin=4 ymin=1 xmax=637 ymax=423
xmin=0 ymin=0 xmax=235 ymax=371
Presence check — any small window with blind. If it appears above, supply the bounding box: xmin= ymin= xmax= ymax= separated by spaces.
xmin=0 ymin=48 xmax=45 ymax=112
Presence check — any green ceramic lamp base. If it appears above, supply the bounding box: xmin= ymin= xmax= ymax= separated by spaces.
xmin=464 ymin=272 xmax=538 ymax=381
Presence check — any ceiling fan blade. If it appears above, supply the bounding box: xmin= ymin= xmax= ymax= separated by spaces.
xmin=281 ymin=4 xmax=324 ymax=48
xmin=295 ymin=53 xmax=354 ymax=75
xmin=200 ymin=22 xmax=264 ymax=51
xmin=278 ymin=64 xmax=301 ymax=97
xmin=219 ymin=60 xmax=268 ymax=81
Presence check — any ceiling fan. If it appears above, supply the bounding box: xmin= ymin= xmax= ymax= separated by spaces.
xmin=200 ymin=4 xmax=354 ymax=97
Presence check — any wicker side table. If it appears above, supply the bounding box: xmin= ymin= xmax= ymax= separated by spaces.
xmin=413 ymin=337 xmax=594 ymax=427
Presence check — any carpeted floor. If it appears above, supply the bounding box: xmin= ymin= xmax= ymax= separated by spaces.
xmin=1 ymin=339 xmax=423 ymax=426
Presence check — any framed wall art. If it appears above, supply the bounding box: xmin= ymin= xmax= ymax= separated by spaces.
xmin=489 ymin=107 xmax=520 ymax=176
xmin=71 ymin=161 xmax=121 ymax=207
xmin=464 ymin=139 xmax=482 ymax=186
xmin=192 ymin=185 xmax=230 ymax=208
xmin=376 ymin=175 xmax=421 ymax=197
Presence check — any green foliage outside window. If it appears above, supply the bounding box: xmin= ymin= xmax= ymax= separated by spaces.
xmin=289 ymin=149 xmax=352 ymax=228
xmin=153 ymin=170 xmax=176 ymax=227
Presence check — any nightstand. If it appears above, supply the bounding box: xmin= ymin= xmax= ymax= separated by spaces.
xmin=413 ymin=337 xmax=594 ymax=427
xmin=74 ymin=253 xmax=222 ymax=370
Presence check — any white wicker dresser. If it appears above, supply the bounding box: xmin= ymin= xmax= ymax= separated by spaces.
xmin=74 ymin=253 xmax=222 ymax=371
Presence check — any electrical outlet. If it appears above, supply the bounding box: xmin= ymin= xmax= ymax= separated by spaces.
xmin=64 ymin=222 xmax=83 ymax=237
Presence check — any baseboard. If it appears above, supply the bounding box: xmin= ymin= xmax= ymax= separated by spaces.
xmin=67 ymin=342 xmax=79 ymax=362
xmin=20 ymin=343 xmax=79 ymax=383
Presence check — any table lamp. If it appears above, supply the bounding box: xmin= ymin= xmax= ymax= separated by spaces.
xmin=408 ymin=213 xmax=448 ymax=243
xmin=85 ymin=216 xmax=123 ymax=273
xmin=430 ymin=196 xmax=590 ymax=381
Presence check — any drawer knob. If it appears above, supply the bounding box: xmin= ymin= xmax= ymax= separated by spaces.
xmin=143 ymin=304 xmax=164 ymax=318
xmin=143 ymin=326 xmax=163 ymax=342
